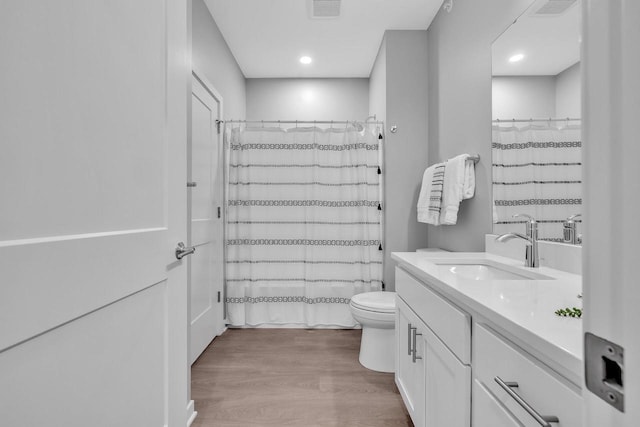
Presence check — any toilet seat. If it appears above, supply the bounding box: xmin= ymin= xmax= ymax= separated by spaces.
xmin=350 ymin=291 xmax=395 ymax=313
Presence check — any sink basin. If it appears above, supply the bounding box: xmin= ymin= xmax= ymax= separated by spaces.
xmin=435 ymin=260 xmax=553 ymax=281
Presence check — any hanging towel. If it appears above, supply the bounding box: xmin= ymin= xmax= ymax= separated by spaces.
xmin=440 ymin=154 xmax=476 ymax=225
xmin=417 ymin=162 xmax=446 ymax=224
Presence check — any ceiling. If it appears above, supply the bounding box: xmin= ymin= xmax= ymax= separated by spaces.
xmin=205 ymin=0 xmax=444 ymax=78
xmin=492 ymin=0 xmax=580 ymax=76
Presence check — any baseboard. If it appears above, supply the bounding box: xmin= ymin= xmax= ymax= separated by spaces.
xmin=186 ymin=400 xmax=197 ymax=427
xmin=227 ymin=323 xmax=361 ymax=329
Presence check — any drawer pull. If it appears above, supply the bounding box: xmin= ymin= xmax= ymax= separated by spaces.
xmin=408 ymin=323 xmax=413 ymax=356
xmin=411 ymin=327 xmax=422 ymax=363
xmin=495 ymin=377 xmax=559 ymax=426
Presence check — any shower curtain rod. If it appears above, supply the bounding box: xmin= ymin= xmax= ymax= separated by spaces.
xmin=492 ymin=117 xmax=581 ymax=123
xmin=217 ymin=119 xmax=384 ymax=125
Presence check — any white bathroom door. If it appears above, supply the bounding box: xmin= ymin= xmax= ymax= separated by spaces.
xmin=0 ymin=1 xmax=190 ymax=426
xmin=582 ymin=1 xmax=640 ymax=426
xmin=189 ymin=72 xmax=225 ymax=364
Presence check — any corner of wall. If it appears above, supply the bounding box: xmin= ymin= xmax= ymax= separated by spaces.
xmin=424 ymin=0 xmax=534 ymax=252
xmin=374 ymin=30 xmax=430 ymax=291
xmin=192 ymin=0 xmax=246 ymax=119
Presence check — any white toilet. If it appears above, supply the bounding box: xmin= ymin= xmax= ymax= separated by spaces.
xmin=349 ymin=291 xmax=396 ymax=373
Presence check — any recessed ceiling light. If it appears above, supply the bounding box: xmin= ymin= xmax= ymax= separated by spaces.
xmin=299 ymin=56 xmax=312 ymax=65
xmin=509 ymin=53 xmax=525 ymax=63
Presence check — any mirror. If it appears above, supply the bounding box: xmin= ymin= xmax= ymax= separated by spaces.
xmin=491 ymin=0 xmax=582 ymax=244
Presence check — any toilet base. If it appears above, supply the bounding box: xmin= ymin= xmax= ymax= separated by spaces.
xmin=358 ymin=326 xmax=395 ymax=373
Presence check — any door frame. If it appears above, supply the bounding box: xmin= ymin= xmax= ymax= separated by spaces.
xmin=583 ymin=0 xmax=640 ymax=425
xmin=188 ymin=68 xmax=227 ymax=346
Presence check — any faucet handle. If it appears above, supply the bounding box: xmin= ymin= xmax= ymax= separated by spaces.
xmin=567 ymin=213 xmax=582 ymax=221
xmin=513 ymin=213 xmax=536 ymax=223
xmin=513 ymin=213 xmax=537 ymax=238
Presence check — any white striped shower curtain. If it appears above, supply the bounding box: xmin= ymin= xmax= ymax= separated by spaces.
xmin=225 ymin=123 xmax=383 ymax=327
xmin=492 ymin=122 xmax=582 ymax=241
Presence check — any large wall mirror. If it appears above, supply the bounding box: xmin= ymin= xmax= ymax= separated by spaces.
xmin=491 ymin=0 xmax=582 ymax=243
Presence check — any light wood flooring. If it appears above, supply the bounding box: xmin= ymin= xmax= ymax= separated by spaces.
xmin=191 ymin=329 xmax=413 ymax=427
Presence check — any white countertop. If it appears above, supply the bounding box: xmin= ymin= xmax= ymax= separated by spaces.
xmin=392 ymin=251 xmax=583 ymax=387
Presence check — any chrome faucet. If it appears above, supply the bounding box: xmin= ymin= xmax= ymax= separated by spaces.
xmin=495 ymin=213 xmax=540 ymax=268
xmin=563 ymin=214 xmax=582 ymax=244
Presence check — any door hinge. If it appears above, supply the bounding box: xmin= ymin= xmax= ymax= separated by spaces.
xmin=217 ymin=206 xmax=221 ymax=218
xmin=217 ymin=291 xmax=221 ymax=303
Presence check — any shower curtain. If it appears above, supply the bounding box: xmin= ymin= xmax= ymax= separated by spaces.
xmin=225 ymin=122 xmax=383 ymax=327
xmin=492 ymin=121 xmax=582 ymax=241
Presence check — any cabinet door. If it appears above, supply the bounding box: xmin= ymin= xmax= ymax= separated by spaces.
xmin=396 ymin=298 xmax=425 ymax=427
xmin=472 ymin=380 xmax=521 ymax=427
xmin=423 ymin=324 xmax=471 ymax=427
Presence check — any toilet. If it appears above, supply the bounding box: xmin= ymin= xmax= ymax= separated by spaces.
xmin=349 ymin=291 xmax=396 ymax=373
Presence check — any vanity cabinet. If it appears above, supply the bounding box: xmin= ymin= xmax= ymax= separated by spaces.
xmin=395 ymin=267 xmax=471 ymax=427
xmin=394 ymin=264 xmax=582 ymax=427
xmin=396 ymin=298 xmax=426 ymax=426
xmin=473 ymin=324 xmax=582 ymax=427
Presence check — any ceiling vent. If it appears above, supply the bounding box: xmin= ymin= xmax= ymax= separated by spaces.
xmin=310 ymin=0 xmax=341 ymax=18
xmin=532 ymin=0 xmax=577 ymax=15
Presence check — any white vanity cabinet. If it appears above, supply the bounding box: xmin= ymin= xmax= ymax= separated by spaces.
xmin=473 ymin=324 xmax=582 ymax=427
xmin=394 ymin=262 xmax=583 ymax=427
xmin=395 ymin=267 xmax=471 ymax=427
xmin=396 ymin=298 xmax=426 ymax=427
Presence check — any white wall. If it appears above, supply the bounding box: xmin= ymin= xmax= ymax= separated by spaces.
xmin=426 ymin=0 xmax=534 ymax=252
xmin=193 ymin=0 xmax=246 ymax=119
xmin=369 ymin=30 xmax=430 ymax=290
xmin=492 ymin=76 xmax=556 ymax=120
xmin=246 ymin=78 xmax=369 ymax=121
xmin=556 ymin=62 xmax=581 ymax=119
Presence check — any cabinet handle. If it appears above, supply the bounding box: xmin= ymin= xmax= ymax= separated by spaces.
xmin=407 ymin=323 xmax=413 ymax=356
xmin=494 ymin=377 xmax=559 ymax=426
xmin=411 ymin=327 xmax=422 ymax=363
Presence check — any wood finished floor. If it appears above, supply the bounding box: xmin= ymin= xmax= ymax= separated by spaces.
xmin=191 ymin=329 xmax=413 ymax=427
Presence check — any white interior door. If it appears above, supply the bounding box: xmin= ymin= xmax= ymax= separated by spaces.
xmin=189 ymin=72 xmax=225 ymax=364
xmin=0 ymin=1 xmax=189 ymax=426
xmin=583 ymin=1 xmax=640 ymax=426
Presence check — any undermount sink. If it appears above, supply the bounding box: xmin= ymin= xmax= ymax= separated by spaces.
xmin=435 ymin=260 xmax=554 ymax=281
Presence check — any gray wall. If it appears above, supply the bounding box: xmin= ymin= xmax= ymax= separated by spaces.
xmin=192 ymin=0 xmax=246 ymax=119
xmin=492 ymin=76 xmax=556 ymax=120
xmin=555 ymin=62 xmax=581 ymax=119
xmin=245 ymin=78 xmax=369 ymax=121
xmin=492 ymin=63 xmax=581 ymax=121
xmin=369 ymin=41 xmax=387 ymax=122
xmin=369 ymin=31 xmax=430 ymax=290
xmin=426 ymin=0 xmax=534 ymax=251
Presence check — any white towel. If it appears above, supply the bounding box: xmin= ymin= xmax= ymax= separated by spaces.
xmin=440 ymin=154 xmax=476 ymax=225
xmin=417 ymin=162 xmax=446 ymax=224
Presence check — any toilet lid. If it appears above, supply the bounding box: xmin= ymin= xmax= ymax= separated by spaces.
xmin=350 ymin=291 xmax=396 ymax=313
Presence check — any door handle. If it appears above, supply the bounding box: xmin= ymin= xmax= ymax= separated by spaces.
xmin=175 ymin=242 xmax=196 ymax=260
xmin=408 ymin=323 xmax=413 ymax=356
xmin=411 ymin=327 xmax=422 ymax=363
